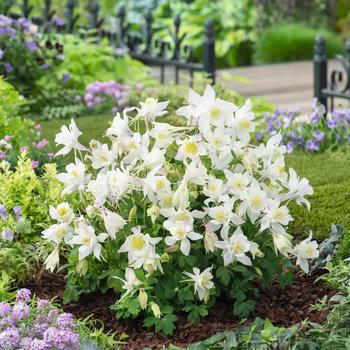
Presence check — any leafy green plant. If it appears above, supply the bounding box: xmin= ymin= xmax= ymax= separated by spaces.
xmin=253 ymin=24 xmax=345 ymax=64
xmin=0 ymin=271 xmax=16 ymax=302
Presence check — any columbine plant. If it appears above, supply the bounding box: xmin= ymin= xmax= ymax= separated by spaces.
xmin=43 ymin=85 xmax=318 ymax=335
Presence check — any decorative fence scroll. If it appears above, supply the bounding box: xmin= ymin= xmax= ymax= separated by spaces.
xmin=314 ymin=35 xmax=350 ymax=111
xmin=1 ymin=0 xmax=216 ymax=84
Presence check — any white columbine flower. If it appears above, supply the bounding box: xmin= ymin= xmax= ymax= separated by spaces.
xmin=137 ymin=98 xmax=169 ymax=123
xmin=120 ymin=267 xmax=142 ymax=294
xmin=175 ymin=134 xmax=207 ymax=161
xmin=260 ymin=200 xmax=293 ymax=232
xmin=56 ymin=158 xmax=90 ymax=196
xmin=293 ymin=233 xmax=319 ymax=273
xmin=44 ymin=247 xmax=60 ymax=272
xmin=70 ymin=222 xmax=109 ymax=260
xmin=164 ymin=220 xmax=202 ymax=256
xmin=55 ymin=119 xmax=86 ymax=156
xmin=215 ymin=227 xmax=255 ymax=266
xmin=42 ymin=222 xmax=73 ymax=244
xmin=88 ymin=141 xmax=114 ymax=170
xmin=100 ymin=208 xmax=126 ymax=239
xmin=49 ymin=202 xmax=74 ymax=223
xmin=280 ymin=168 xmax=313 ymax=209
xmin=118 ymin=227 xmax=162 ymax=269
xmin=87 ymin=173 xmax=110 ymax=207
xmin=183 ymin=266 xmax=214 ymax=302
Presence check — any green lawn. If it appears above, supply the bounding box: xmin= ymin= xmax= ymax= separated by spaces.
xmin=42 ymin=115 xmax=350 ymax=241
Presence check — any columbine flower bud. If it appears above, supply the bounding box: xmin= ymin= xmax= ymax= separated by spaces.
xmin=150 ymin=302 xmax=162 ymax=319
xmin=138 ymin=289 xmax=148 ymax=310
xmin=147 ymin=204 xmax=159 ymax=224
xmin=160 ymin=252 xmax=171 ymax=262
xmin=128 ymin=205 xmax=137 ymax=222
xmin=204 ymin=224 xmax=218 ymax=253
xmin=164 ymin=244 xmax=179 ymax=253
xmin=86 ymin=205 xmax=95 ymax=217
xmin=76 ymin=259 xmax=88 ymax=276
xmin=89 ymin=139 xmax=98 ymax=150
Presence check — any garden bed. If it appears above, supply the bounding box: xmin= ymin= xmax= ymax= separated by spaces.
xmin=24 ymin=269 xmax=334 ymax=350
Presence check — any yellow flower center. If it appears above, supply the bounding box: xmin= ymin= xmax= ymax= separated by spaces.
xmin=175 ymin=228 xmax=187 ymax=239
xmin=131 ymin=236 xmax=145 ymax=250
xmin=128 ymin=141 xmax=137 ymax=150
xmin=156 ymin=132 xmax=165 ymax=141
xmin=214 ymin=210 xmax=227 ymax=223
xmin=251 ymin=195 xmax=263 ymax=209
xmin=175 ymin=212 xmax=190 ymax=221
xmin=212 ymin=138 xmax=222 ymax=146
xmin=57 ymin=207 xmax=67 ymax=217
xmin=305 ymin=245 xmax=315 ymax=257
xmin=208 ymin=183 xmax=218 ymax=193
xmin=56 ymin=228 xmax=66 ymax=239
xmin=162 ymin=195 xmax=173 ymax=207
xmin=231 ymin=180 xmax=245 ymax=190
xmin=273 ymin=209 xmax=284 ymax=221
xmin=184 ymin=141 xmax=198 ymax=156
xmin=156 ymin=179 xmax=165 ymax=190
xmin=210 ymin=106 xmax=221 ymax=119
xmin=71 ymin=169 xmax=79 ymax=178
xmin=239 ymin=119 xmax=250 ymax=130
xmin=98 ymin=153 xmax=109 ymax=162
xmin=145 ymin=98 xmax=157 ymax=106
xmin=82 ymin=235 xmax=91 ymax=245
xmin=232 ymin=241 xmax=245 ymax=254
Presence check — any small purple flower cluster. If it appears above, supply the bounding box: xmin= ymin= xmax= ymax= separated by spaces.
xmin=0 ymin=204 xmax=23 ymax=242
xmin=256 ymin=99 xmax=350 ymax=153
xmin=0 ymin=289 xmax=80 ymax=349
xmin=84 ymin=80 xmax=133 ymax=113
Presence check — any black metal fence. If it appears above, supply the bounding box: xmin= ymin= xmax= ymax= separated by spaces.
xmin=1 ymin=0 xmax=216 ymax=85
xmin=314 ymin=35 xmax=350 ymax=111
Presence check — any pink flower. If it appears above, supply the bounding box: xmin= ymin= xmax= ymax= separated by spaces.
xmin=47 ymin=152 xmax=55 ymax=159
xmin=34 ymin=124 xmax=41 ymax=130
xmin=0 ymin=151 xmax=5 ymax=160
xmin=36 ymin=139 xmax=48 ymax=149
xmin=4 ymin=135 xmax=11 ymax=142
xmin=20 ymin=146 xmax=28 ymax=152
xmin=31 ymin=160 xmax=39 ymax=169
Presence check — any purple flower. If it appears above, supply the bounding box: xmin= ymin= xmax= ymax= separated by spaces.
xmin=255 ymin=131 xmax=263 ymax=141
xmin=36 ymin=139 xmax=48 ymax=149
xmin=0 ymin=204 xmax=7 ymax=219
xmin=1 ymin=229 xmax=14 ymax=241
xmin=0 ymin=327 xmax=20 ymax=348
xmin=52 ymin=17 xmax=65 ymax=26
xmin=21 ymin=146 xmax=28 ymax=152
xmin=16 ymin=288 xmax=31 ymax=302
xmin=0 ymin=302 xmax=11 ymax=317
xmin=305 ymin=139 xmax=319 ymax=152
xmin=314 ymin=130 xmax=325 ymax=142
xmin=12 ymin=301 xmax=30 ymax=321
xmin=56 ymin=313 xmax=74 ymax=329
xmin=0 ymin=48 xmax=4 ymax=60
xmin=34 ymin=123 xmax=41 ymax=130
xmin=62 ymin=72 xmax=71 ymax=84
xmin=327 ymin=118 xmax=338 ymax=129
xmin=0 ymin=151 xmax=5 ymax=160
xmin=26 ymin=40 xmax=38 ymax=52
xmin=286 ymin=141 xmax=294 ymax=154
xmin=335 ymin=133 xmax=341 ymax=141
xmin=5 ymin=62 xmax=13 ymax=73
xmin=29 ymin=339 xmax=49 ymax=350
xmin=47 ymin=152 xmax=55 ymax=159
xmin=31 ymin=160 xmax=39 ymax=169
xmin=36 ymin=299 xmax=50 ymax=312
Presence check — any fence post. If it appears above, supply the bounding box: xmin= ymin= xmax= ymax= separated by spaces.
xmin=117 ymin=5 xmax=126 ymax=47
xmin=203 ymin=19 xmax=215 ymax=84
xmin=21 ymin=0 xmax=33 ymax=18
xmin=64 ymin=0 xmax=78 ymax=33
xmin=88 ymin=0 xmax=99 ymax=29
xmin=314 ymin=35 xmax=327 ymax=109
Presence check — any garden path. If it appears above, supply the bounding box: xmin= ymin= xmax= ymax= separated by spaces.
xmin=153 ymin=60 xmax=346 ymax=112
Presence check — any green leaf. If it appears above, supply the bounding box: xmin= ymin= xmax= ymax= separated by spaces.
xmin=216 ymin=266 xmax=231 ymax=286
xmin=233 ymin=299 xmax=256 ymax=318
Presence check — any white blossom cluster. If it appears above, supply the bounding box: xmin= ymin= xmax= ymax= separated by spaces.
xmin=43 ymin=85 xmax=319 ymax=301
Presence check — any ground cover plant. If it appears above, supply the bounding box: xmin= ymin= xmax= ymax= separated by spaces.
xmin=40 ymin=85 xmax=320 ymax=337
xmin=256 ymin=100 xmax=350 ymax=154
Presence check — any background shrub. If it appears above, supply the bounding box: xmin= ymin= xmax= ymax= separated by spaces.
xmin=253 ymin=24 xmax=345 ymax=64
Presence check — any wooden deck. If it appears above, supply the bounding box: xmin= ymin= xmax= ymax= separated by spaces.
xmin=152 ymin=60 xmax=350 ymax=112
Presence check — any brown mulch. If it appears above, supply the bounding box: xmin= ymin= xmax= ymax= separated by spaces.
xmin=23 ymin=269 xmax=335 ymax=350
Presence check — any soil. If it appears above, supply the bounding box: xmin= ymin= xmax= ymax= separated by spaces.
xmin=23 ymin=269 xmax=335 ymax=350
